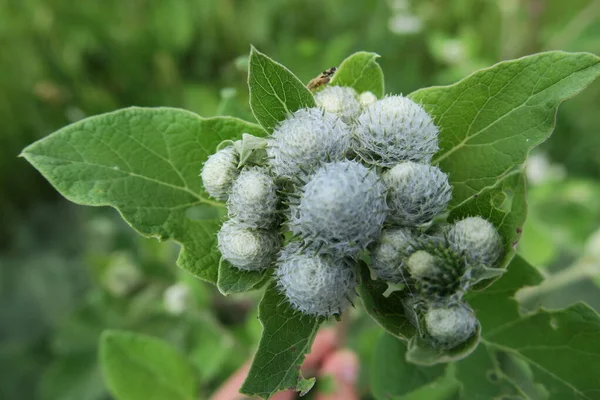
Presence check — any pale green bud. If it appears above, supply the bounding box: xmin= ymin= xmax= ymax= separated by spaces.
xmin=353 ymin=95 xmax=439 ymax=167
xmin=201 ymin=146 xmax=239 ymax=201
xmin=448 ymin=217 xmax=503 ymax=266
xmin=275 ymin=244 xmax=357 ymax=317
xmin=425 ymin=304 xmax=477 ymax=349
xmin=315 ymin=86 xmax=361 ymax=123
xmin=371 ymin=228 xmax=417 ymax=283
xmin=359 ymin=91 xmax=377 ymax=107
xmin=228 ymin=167 xmax=278 ymax=228
xmin=406 ymin=250 xmax=441 ymax=279
xmin=384 ymin=161 xmax=451 ymax=226
xmin=289 ymin=160 xmax=388 ymax=256
xmin=217 ymin=221 xmax=280 ymax=271
xmin=267 ymin=108 xmax=351 ymax=178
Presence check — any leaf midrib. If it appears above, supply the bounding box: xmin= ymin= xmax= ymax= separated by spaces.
xmin=252 ymin=57 xmax=292 ymax=122
xmin=347 ymin=56 xmax=374 ymax=88
xmin=250 ymin=48 xmax=314 ymax=130
xmin=22 ymin=151 xmax=224 ymax=209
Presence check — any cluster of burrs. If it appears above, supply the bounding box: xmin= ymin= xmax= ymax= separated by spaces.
xmin=373 ymin=215 xmax=504 ymax=350
xmin=201 ymin=85 xmax=504 ymax=350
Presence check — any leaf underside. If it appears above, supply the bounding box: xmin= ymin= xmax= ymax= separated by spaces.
xmin=22 ymin=107 xmax=266 ymax=283
xmin=216 ymin=259 xmax=270 ymax=295
xmin=370 ymin=333 xmax=459 ymax=400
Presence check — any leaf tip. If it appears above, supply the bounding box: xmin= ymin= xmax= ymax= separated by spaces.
xmin=216 ymin=283 xmax=231 ymax=296
xmin=249 ymin=44 xmax=262 ymax=56
xmin=19 ymin=142 xmax=38 ymax=161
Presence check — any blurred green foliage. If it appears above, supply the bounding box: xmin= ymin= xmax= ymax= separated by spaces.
xmin=3 ymin=0 xmax=600 ymax=211
xmin=1 ymin=204 xmax=266 ymax=399
xmin=1 ymin=0 xmax=600 ymax=398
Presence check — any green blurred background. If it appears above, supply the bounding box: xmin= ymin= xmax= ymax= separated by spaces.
xmin=1 ymin=0 xmax=600 ymax=399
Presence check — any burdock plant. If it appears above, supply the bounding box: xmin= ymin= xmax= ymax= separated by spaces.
xmin=21 ymin=48 xmax=600 ymax=399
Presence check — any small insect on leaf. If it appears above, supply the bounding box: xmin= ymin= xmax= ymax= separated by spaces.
xmin=307 ymin=67 xmax=337 ymax=91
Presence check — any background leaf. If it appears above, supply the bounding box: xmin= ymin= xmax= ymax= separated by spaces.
xmin=370 ymin=332 xmax=459 ymax=400
xmin=409 ymin=51 xmax=600 ymax=208
xmin=240 ymin=283 xmax=324 ymax=399
xmin=330 ymin=51 xmax=385 ymax=98
xmin=451 ymin=345 xmax=527 ymax=399
xmin=374 ymin=256 xmax=600 ymax=399
xmin=21 ymin=107 xmax=266 ymax=283
xmin=456 ymin=256 xmax=600 ymax=399
xmin=100 ymin=330 xmax=196 ymax=400
xmin=40 ymin=354 xmax=105 ymax=400
xmin=248 ymin=47 xmax=316 ymax=131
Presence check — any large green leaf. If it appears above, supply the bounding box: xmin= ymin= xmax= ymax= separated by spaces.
xmin=21 ymin=107 xmax=266 ymax=283
xmin=240 ymin=283 xmax=324 ymax=399
xmin=493 ymin=350 xmax=550 ymax=399
xmin=330 ymin=51 xmax=385 ymax=98
xmin=248 ymin=47 xmax=316 ymax=131
xmin=99 ymin=330 xmax=196 ymax=400
xmin=409 ymin=51 xmax=600 ymax=208
xmin=373 ymin=256 xmax=600 ymax=399
xmin=370 ymin=332 xmax=459 ymax=400
xmin=457 ymin=256 xmax=600 ymax=399
xmin=451 ymin=345 xmax=527 ymax=400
